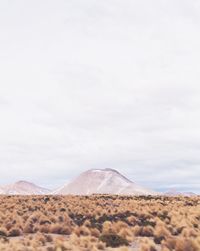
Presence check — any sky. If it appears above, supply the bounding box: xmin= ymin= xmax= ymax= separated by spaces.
xmin=0 ymin=0 xmax=200 ymax=193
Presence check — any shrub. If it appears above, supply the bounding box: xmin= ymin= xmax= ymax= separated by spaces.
xmin=99 ymin=234 xmax=129 ymax=247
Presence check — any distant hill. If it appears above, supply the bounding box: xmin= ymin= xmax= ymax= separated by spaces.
xmin=0 ymin=180 xmax=51 ymax=195
xmin=54 ymin=168 xmax=157 ymax=195
xmin=165 ymin=189 xmax=196 ymax=197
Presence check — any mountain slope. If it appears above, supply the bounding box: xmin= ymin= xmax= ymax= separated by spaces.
xmin=0 ymin=181 xmax=50 ymax=195
xmin=55 ymin=168 xmax=157 ymax=195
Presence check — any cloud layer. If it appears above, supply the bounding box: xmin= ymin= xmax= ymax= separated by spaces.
xmin=0 ymin=0 xmax=200 ymax=192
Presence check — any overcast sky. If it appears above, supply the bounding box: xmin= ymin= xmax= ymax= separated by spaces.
xmin=0 ymin=0 xmax=200 ymax=192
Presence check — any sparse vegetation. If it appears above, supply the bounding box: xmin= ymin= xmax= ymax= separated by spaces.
xmin=0 ymin=195 xmax=199 ymax=250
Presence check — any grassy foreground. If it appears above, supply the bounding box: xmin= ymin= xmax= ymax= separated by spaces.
xmin=0 ymin=195 xmax=199 ymax=250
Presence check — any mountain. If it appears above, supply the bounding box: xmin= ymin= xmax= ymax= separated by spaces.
xmin=0 ymin=180 xmax=50 ymax=195
xmin=54 ymin=168 xmax=157 ymax=195
xmin=165 ymin=189 xmax=196 ymax=197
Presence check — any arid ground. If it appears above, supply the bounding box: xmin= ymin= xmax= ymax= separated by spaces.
xmin=0 ymin=195 xmax=199 ymax=251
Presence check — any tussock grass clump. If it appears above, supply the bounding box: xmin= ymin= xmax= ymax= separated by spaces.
xmin=0 ymin=228 xmax=7 ymax=237
xmin=99 ymin=234 xmax=129 ymax=247
xmin=8 ymin=228 xmax=22 ymax=237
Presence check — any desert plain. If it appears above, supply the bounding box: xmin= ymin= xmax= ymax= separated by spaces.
xmin=0 ymin=195 xmax=199 ymax=251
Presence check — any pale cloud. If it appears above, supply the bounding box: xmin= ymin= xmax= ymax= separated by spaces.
xmin=0 ymin=0 xmax=200 ymax=192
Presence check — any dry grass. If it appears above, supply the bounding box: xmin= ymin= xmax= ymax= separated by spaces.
xmin=0 ymin=195 xmax=199 ymax=250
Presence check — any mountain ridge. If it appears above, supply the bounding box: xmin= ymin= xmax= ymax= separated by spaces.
xmin=0 ymin=169 xmax=197 ymax=196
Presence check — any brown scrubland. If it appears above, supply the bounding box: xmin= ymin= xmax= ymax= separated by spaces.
xmin=0 ymin=195 xmax=199 ymax=251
